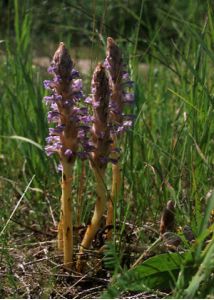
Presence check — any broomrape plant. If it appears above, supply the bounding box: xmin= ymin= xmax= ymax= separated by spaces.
xmin=43 ymin=38 xmax=134 ymax=271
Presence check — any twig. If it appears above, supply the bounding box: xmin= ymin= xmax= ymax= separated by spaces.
xmin=131 ymin=237 xmax=162 ymax=269
xmin=45 ymin=196 xmax=57 ymax=227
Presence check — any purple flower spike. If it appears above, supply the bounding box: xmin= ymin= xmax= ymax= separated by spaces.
xmin=104 ymin=37 xmax=135 ymax=138
xmin=44 ymin=42 xmax=90 ymax=163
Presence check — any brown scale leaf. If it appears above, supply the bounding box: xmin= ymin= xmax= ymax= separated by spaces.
xmin=160 ymin=200 xmax=175 ymax=235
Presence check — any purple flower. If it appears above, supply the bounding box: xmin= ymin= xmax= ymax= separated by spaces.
xmin=123 ymin=120 xmax=132 ymax=127
xmin=43 ymin=80 xmax=52 ymax=90
xmin=81 ymin=140 xmax=95 ymax=152
xmin=72 ymin=79 xmax=83 ymax=92
xmin=63 ymin=99 xmax=74 ymax=108
xmin=53 ymin=75 xmax=62 ymax=84
xmin=71 ymin=69 xmax=80 ymax=78
xmin=122 ymin=72 xmax=130 ymax=81
xmin=49 ymin=124 xmax=65 ymax=135
xmin=75 ymin=107 xmax=88 ymax=115
xmin=92 ymin=101 xmax=100 ymax=108
xmin=48 ymin=111 xmax=60 ymax=123
xmin=109 ymin=102 xmax=121 ymax=115
xmin=50 ymin=102 xmax=58 ymax=111
xmin=77 ymin=151 xmax=89 ymax=160
xmin=45 ymin=145 xmax=55 ymax=156
xmin=84 ymin=97 xmax=92 ymax=104
xmin=103 ymin=58 xmax=111 ymax=70
xmin=46 ymin=136 xmax=60 ymax=144
xmin=79 ymin=115 xmax=94 ymax=124
xmin=45 ymin=142 xmax=62 ymax=156
xmin=91 ymin=87 xmax=96 ymax=94
xmin=44 ymin=93 xmax=62 ymax=105
xmin=57 ymin=163 xmax=63 ymax=172
xmin=78 ymin=129 xmax=87 ymax=139
xmin=123 ymin=93 xmax=135 ymax=104
xmin=44 ymin=95 xmax=54 ymax=105
xmin=64 ymin=149 xmax=73 ymax=159
xmin=73 ymin=91 xmax=84 ymax=101
xmin=48 ymin=65 xmax=57 ymax=74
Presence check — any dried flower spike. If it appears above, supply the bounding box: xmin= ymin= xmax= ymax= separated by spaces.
xmin=44 ymin=42 xmax=86 ymax=269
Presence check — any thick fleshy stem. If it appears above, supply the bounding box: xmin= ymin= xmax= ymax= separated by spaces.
xmin=77 ymin=63 xmax=110 ymax=271
xmin=106 ymin=157 xmax=121 ymax=239
xmin=61 ymin=159 xmax=73 ymax=269
xmin=76 ymin=161 xmax=86 ymax=228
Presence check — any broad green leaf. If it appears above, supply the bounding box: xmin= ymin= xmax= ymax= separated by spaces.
xmin=102 ymin=252 xmax=193 ymax=298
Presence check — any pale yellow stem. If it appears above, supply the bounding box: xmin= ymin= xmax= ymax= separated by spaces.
xmin=106 ymin=163 xmax=121 ymax=239
xmin=61 ymin=162 xmax=73 ymax=269
xmin=77 ymin=167 xmax=106 ymax=271
xmin=77 ymin=161 xmax=86 ymax=227
xmin=57 ymin=205 xmax=63 ymax=250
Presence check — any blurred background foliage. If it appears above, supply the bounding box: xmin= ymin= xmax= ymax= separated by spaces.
xmin=0 ymin=0 xmax=208 ymax=57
